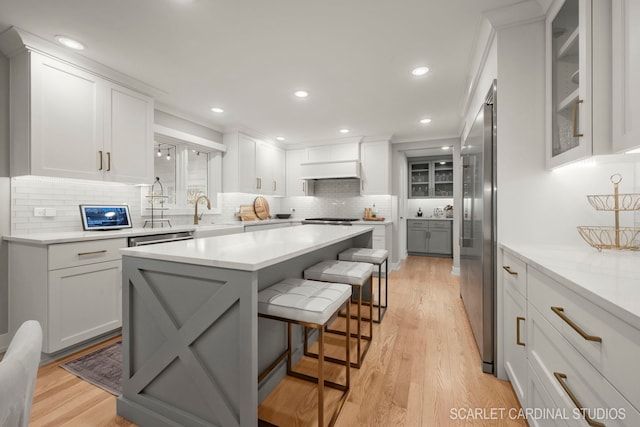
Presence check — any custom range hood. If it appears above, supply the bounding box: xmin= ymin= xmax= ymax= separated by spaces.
xmin=299 ymin=160 xmax=361 ymax=179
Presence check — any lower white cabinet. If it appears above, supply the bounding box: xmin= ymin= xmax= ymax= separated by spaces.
xmin=9 ymin=238 xmax=126 ymax=353
xmin=501 ymin=246 xmax=640 ymax=427
xmin=369 ymin=222 xmax=392 ymax=272
xmin=49 ymin=261 xmax=122 ymax=351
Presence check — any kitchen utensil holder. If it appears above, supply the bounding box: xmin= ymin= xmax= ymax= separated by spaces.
xmin=577 ymin=174 xmax=640 ymax=250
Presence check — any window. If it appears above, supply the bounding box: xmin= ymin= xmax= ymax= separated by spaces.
xmin=147 ymin=126 xmax=224 ymax=215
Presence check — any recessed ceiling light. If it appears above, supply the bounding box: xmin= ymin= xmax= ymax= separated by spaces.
xmin=441 ymin=146 xmax=450 ymax=150
xmin=55 ymin=35 xmax=85 ymax=51
xmin=411 ymin=66 xmax=429 ymax=76
xmin=276 ymin=136 xmax=285 ymax=141
xmin=210 ymin=107 xmax=224 ymax=113
xmin=294 ymin=90 xmax=309 ymax=98
xmin=419 ymin=118 xmax=432 ymax=125
xmin=339 ymin=129 xmax=350 ymax=134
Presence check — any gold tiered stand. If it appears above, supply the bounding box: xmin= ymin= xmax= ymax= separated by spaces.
xmin=577 ymin=174 xmax=640 ymax=250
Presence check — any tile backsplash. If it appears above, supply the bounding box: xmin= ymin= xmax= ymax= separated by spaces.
xmin=11 ymin=176 xmax=141 ymax=234
xmin=9 ymin=176 xmax=394 ymax=233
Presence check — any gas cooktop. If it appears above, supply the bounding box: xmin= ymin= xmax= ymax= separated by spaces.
xmin=302 ymin=217 xmax=360 ymax=225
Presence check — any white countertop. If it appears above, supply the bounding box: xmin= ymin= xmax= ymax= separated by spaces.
xmin=3 ymin=224 xmax=244 ymax=245
xmin=121 ymin=224 xmax=374 ymax=271
xmin=501 ymin=243 xmax=640 ymax=329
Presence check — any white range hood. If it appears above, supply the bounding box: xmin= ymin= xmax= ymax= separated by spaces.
xmin=299 ymin=160 xmax=361 ymax=179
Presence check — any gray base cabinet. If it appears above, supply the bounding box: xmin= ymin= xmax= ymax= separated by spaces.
xmin=407 ymin=220 xmax=452 ymax=256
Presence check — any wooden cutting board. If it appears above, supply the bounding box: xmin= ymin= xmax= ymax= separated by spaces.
xmin=235 ymin=205 xmax=258 ymax=221
xmin=254 ymin=196 xmax=270 ymax=220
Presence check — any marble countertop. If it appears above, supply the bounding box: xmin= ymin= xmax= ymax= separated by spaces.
xmin=121 ymin=224 xmax=374 ymax=271
xmin=3 ymin=224 xmax=244 ymax=245
xmin=501 ymin=243 xmax=640 ymax=329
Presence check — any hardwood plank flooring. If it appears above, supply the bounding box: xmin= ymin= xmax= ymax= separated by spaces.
xmin=29 ymin=256 xmax=525 ymax=426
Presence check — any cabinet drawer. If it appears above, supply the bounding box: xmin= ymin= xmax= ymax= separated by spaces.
xmin=428 ymin=220 xmax=451 ymax=229
xmin=407 ymin=220 xmax=429 ymax=229
xmin=502 ymin=250 xmax=527 ymax=298
xmin=371 ymin=224 xmax=386 ymax=238
xmin=528 ymin=305 xmax=640 ymax=427
xmin=528 ymin=266 xmax=640 ymax=410
xmin=527 ymin=363 xmax=568 ymax=427
xmin=48 ymin=238 xmax=126 ymax=270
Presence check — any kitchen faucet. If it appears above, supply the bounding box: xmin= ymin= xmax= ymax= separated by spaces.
xmin=193 ymin=195 xmax=211 ymax=225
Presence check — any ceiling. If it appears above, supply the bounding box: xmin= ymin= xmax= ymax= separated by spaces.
xmin=0 ymin=0 xmax=525 ymax=144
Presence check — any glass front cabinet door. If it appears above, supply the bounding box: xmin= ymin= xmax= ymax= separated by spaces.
xmin=546 ymin=0 xmax=611 ymax=168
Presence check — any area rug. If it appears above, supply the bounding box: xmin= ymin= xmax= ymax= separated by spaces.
xmin=60 ymin=341 xmax=122 ymax=395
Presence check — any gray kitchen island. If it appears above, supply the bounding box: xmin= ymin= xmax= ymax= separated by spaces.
xmin=116 ymin=224 xmax=373 ymax=427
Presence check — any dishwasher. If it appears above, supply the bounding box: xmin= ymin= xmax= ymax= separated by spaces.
xmin=127 ymin=231 xmax=194 ymax=247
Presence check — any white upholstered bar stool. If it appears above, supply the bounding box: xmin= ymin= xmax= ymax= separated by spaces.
xmin=338 ymin=248 xmax=389 ymax=323
xmin=303 ymin=260 xmax=373 ymax=368
xmin=257 ymin=278 xmax=351 ymax=427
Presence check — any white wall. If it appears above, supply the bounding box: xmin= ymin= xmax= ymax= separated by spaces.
xmin=0 ymin=51 xmax=9 ymax=340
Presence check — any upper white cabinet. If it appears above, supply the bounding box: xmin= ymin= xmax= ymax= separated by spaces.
xmin=222 ymin=132 xmax=285 ymax=195
xmin=285 ymin=149 xmax=314 ymax=197
xmin=360 ymin=140 xmax=391 ymax=195
xmin=612 ymin=0 xmax=640 ymax=153
xmin=546 ymin=0 xmax=611 ymax=168
xmin=8 ymin=50 xmax=153 ymax=183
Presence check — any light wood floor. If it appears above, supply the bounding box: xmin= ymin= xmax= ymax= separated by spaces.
xmin=30 ymin=256 xmax=526 ymax=426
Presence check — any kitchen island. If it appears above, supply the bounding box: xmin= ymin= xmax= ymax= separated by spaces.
xmin=116 ymin=224 xmax=373 ymax=427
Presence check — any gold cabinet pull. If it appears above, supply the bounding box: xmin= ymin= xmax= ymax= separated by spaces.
xmin=572 ymin=99 xmax=584 ymax=137
xmin=516 ymin=316 xmax=525 ymax=346
xmin=554 ymin=372 xmax=605 ymax=427
xmin=503 ymin=266 xmax=518 ymax=276
xmin=78 ymin=249 xmax=108 ymax=257
xmin=273 ymin=180 xmax=276 ymax=191
xmin=256 ymin=178 xmax=260 ymax=189
xmin=98 ymin=150 xmax=103 ymax=171
xmin=106 ymin=152 xmax=111 ymax=171
xmin=551 ymin=307 xmax=602 ymax=343
xmin=302 ymin=181 xmax=306 ymax=192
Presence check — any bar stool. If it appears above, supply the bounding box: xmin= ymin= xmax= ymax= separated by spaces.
xmin=257 ymin=278 xmax=351 ymax=427
xmin=338 ymin=248 xmax=389 ymax=323
xmin=303 ymin=260 xmax=373 ymax=368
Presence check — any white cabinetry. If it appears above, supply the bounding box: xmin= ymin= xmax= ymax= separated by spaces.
xmin=501 ymin=251 xmax=528 ymax=407
xmin=501 ymin=247 xmax=640 ymax=427
xmin=545 ymin=0 xmax=611 ymax=168
xmin=9 ymin=238 xmax=125 ymax=353
xmin=612 ymin=0 xmax=640 ymax=153
xmin=369 ymin=222 xmax=392 ymax=272
xmin=285 ymin=149 xmax=314 ymax=196
xmin=223 ymin=132 xmax=284 ymax=195
xmin=360 ymin=140 xmax=391 ymax=195
xmin=8 ymin=50 xmax=153 ymax=183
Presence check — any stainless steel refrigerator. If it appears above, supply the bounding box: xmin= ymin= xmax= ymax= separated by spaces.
xmin=460 ymin=80 xmax=497 ymax=374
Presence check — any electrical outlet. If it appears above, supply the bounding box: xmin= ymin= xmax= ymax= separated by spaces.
xmin=34 ymin=207 xmax=46 ymax=217
xmin=45 ymin=208 xmax=56 ymax=217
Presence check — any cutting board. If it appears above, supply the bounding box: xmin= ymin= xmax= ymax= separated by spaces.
xmin=235 ymin=205 xmax=258 ymax=221
xmin=254 ymin=196 xmax=270 ymax=220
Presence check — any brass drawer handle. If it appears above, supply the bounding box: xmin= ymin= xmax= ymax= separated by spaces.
xmin=572 ymin=99 xmax=584 ymax=137
xmin=98 ymin=150 xmax=103 ymax=171
xmin=502 ymin=265 xmax=518 ymax=276
xmin=554 ymin=372 xmax=605 ymax=427
xmin=106 ymin=152 xmax=111 ymax=171
xmin=78 ymin=249 xmax=108 ymax=257
xmin=551 ymin=306 xmax=602 ymax=343
xmin=516 ymin=316 xmax=525 ymax=346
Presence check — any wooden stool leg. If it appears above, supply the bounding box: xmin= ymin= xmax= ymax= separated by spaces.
xmin=345 ymin=301 xmax=350 ymax=390
xmin=318 ymin=326 xmax=324 ymax=427
xmin=369 ymin=276 xmax=373 ymax=340
xmin=356 ymin=284 xmax=362 ymax=366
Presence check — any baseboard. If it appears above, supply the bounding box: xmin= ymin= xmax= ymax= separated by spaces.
xmin=38 ymin=329 xmax=122 ymax=365
xmin=451 ymin=266 xmax=460 ymax=276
